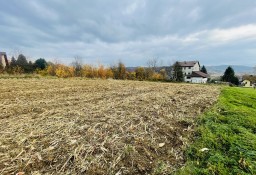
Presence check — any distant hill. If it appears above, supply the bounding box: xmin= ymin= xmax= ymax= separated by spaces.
xmin=206 ymin=65 xmax=254 ymax=76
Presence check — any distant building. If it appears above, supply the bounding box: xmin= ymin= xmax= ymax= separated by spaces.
xmin=177 ymin=61 xmax=209 ymax=83
xmin=242 ymin=80 xmax=253 ymax=87
xmin=0 ymin=52 xmax=9 ymax=68
xmin=189 ymin=71 xmax=209 ymax=83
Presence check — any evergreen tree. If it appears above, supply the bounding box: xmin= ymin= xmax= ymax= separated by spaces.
xmin=222 ymin=66 xmax=235 ymax=82
xmin=172 ymin=62 xmax=183 ymax=82
xmin=34 ymin=58 xmax=48 ymax=70
xmin=222 ymin=66 xmax=239 ymax=85
xmin=10 ymin=57 xmax=17 ymax=68
xmin=16 ymin=54 xmax=28 ymax=67
xmin=27 ymin=61 xmax=35 ymax=73
xmin=201 ymin=65 xmax=208 ymax=74
xmin=16 ymin=54 xmax=35 ymax=73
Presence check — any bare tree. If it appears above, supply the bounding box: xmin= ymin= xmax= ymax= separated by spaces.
xmin=146 ymin=58 xmax=159 ymax=71
xmin=72 ymin=56 xmax=83 ymax=76
xmin=254 ymin=65 xmax=256 ymax=75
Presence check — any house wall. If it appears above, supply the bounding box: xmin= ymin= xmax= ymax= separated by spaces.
xmin=192 ymin=62 xmax=200 ymax=71
xmin=0 ymin=54 xmax=8 ymax=68
xmin=242 ymin=80 xmax=252 ymax=87
xmin=183 ymin=67 xmax=193 ymax=76
xmin=182 ymin=62 xmax=200 ymax=82
xmin=1 ymin=55 xmax=6 ymax=67
xmin=184 ymin=77 xmax=191 ymax=83
xmin=191 ymin=77 xmax=208 ymax=84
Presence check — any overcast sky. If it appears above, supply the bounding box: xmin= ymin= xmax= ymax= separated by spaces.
xmin=1 ymin=0 xmax=256 ymax=66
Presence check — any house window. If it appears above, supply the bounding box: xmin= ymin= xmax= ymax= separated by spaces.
xmin=188 ymin=67 xmax=191 ymax=69
xmin=187 ymin=77 xmax=191 ymax=79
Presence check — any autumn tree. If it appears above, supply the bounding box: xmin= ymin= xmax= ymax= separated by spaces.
xmin=46 ymin=62 xmax=57 ymax=76
xmin=112 ymin=61 xmax=126 ymax=79
xmin=118 ymin=62 xmax=126 ymax=79
xmin=55 ymin=64 xmax=74 ymax=78
xmin=106 ymin=68 xmax=114 ymax=79
xmin=98 ymin=65 xmax=107 ymax=79
xmin=82 ymin=65 xmax=98 ymax=78
xmin=126 ymin=71 xmax=136 ymax=80
xmin=135 ymin=67 xmax=146 ymax=80
xmin=159 ymin=68 xmax=167 ymax=80
xmin=151 ymin=72 xmax=162 ymax=81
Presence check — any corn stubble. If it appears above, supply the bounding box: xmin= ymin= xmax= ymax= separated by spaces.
xmin=0 ymin=79 xmax=219 ymax=175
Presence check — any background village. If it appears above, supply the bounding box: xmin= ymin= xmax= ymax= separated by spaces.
xmin=0 ymin=51 xmax=255 ymax=87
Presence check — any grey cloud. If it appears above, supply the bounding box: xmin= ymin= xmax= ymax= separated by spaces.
xmin=0 ymin=0 xmax=256 ymax=66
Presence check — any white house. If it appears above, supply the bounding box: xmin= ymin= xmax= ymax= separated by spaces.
xmin=177 ymin=61 xmax=209 ymax=83
xmin=189 ymin=71 xmax=209 ymax=83
xmin=242 ymin=80 xmax=253 ymax=87
xmin=0 ymin=52 xmax=8 ymax=68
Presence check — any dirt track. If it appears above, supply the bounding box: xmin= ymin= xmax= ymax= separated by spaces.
xmin=0 ymin=79 xmax=220 ymax=174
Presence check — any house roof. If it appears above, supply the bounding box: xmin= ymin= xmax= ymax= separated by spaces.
xmin=177 ymin=61 xmax=199 ymax=67
xmin=188 ymin=71 xmax=209 ymax=78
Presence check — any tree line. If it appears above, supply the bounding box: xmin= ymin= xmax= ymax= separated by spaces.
xmin=0 ymin=55 xmax=172 ymax=81
xmin=0 ymin=54 xmax=48 ymax=74
xmin=1 ymin=54 xmax=250 ymax=85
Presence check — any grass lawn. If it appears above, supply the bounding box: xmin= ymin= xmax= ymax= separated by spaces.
xmin=177 ymin=87 xmax=256 ymax=175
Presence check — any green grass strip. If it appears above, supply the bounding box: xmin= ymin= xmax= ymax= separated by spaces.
xmin=177 ymin=87 xmax=256 ymax=175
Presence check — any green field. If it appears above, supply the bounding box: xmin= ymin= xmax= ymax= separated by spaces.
xmin=178 ymin=87 xmax=256 ymax=175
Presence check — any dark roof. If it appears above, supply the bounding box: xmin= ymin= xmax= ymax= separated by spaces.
xmin=189 ymin=71 xmax=209 ymax=78
xmin=177 ymin=61 xmax=199 ymax=67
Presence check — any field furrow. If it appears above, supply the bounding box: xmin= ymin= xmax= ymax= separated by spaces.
xmin=0 ymin=79 xmax=219 ymax=175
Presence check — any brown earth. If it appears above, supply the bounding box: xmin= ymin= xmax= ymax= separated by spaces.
xmin=0 ymin=78 xmax=220 ymax=175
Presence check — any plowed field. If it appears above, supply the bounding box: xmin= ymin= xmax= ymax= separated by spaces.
xmin=0 ymin=79 xmax=220 ymax=175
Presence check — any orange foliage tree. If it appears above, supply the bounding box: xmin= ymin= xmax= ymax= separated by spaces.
xmin=55 ymin=64 xmax=74 ymax=78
